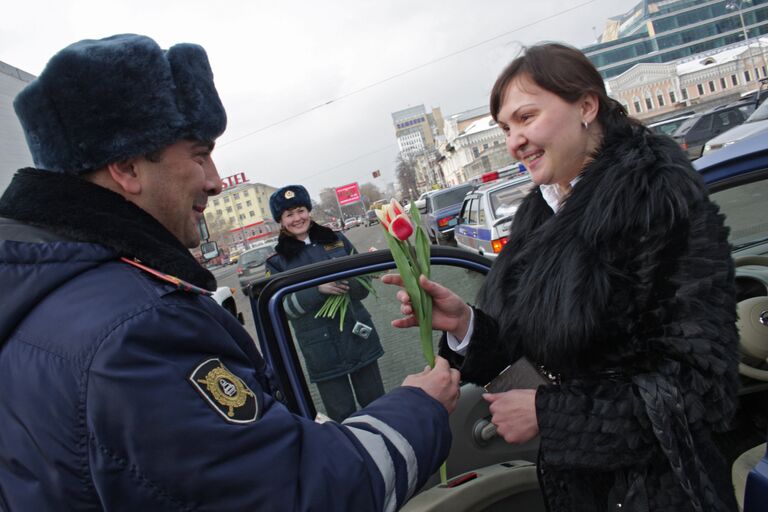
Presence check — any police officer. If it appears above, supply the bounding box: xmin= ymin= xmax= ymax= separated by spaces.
xmin=266 ymin=185 xmax=385 ymax=421
xmin=0 ymin=34 xmax=460 ymax=511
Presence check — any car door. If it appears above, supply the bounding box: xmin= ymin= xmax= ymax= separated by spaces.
xmin=454 ymin=197 xmax=474 ymax=251
xmin=248 ymin=247 xmax=544 ymax=510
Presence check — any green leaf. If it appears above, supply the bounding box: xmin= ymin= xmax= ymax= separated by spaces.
xmin=383 ymin=232 xmax=422 ymax=319
xmin=415 ymin=226 xmax=431 ymax=280
xmin=339 ymin=295 xmax=348 ymax=331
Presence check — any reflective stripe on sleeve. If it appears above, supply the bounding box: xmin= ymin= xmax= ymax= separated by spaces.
xmin=343 ymin=425 xmax=397 ymax=512
xmin=343 ymin=414 xmax=419 ymax=502
xmin=284 ymin=293 xmax=306 ymax=319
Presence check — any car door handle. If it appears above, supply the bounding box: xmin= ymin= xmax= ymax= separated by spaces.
xmin=472 ymin=417 xmax=498 ymax=445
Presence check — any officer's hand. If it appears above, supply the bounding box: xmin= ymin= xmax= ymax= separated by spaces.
xmin=402 ymin=356 xmax=460 ymax=413
xmin=381 ymin=274 xmax=472 ymax=339
xmin=318 ymin=281 xmax=349 ymax=295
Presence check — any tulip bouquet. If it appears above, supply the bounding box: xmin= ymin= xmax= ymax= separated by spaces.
xmin=376 ymin=199 xmax=434 ymax=367
xmin=314 ymin=276 xmax=378 ymax=331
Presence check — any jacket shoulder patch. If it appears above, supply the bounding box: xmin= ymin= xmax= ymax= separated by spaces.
xmin=190 ymin=358 xmax=260 ymax=424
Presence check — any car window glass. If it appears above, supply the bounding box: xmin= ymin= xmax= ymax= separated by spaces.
xmin=459 ymin=199 xmax=470 ymax=222
xmin=675 ymin=115 xmax=700 ymax=135
xmin=432 ymin=185 xmax=473 ymax=210
xmin=709 ymin=174 xmax=768 ymax=250
xmin=280 ymin=264 xmax=487 ymax=421
xmin=466 ymin=199 xmax=476 ymax=224
xmin=477 ymin=197 xmax=486 ymax=225
xmin=490 ymin=181 xmax=533 ymax=219
xmin=747 ymin=100 xmax=768 ymax=122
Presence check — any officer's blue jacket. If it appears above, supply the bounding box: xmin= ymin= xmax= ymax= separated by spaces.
xmin=0 ymin=170 xmax=451 ymax=511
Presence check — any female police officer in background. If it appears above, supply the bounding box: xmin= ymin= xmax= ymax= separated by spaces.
xmin=266 ymin=185 xmax=385 ymax=421
xmin=385 ymin=43 xmax=739 ymax=511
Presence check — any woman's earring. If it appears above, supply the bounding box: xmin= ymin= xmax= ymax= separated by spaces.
xmin=582 ymin=120 xmax=589 ymax=130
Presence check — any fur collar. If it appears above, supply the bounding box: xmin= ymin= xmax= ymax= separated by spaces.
xmin=478 ymin=126 xmax=705 ymax=371
xmin=274 ymin=221 xmax=339 ymax=260
xmin=0 ymin=168 xmax=216 ymax=290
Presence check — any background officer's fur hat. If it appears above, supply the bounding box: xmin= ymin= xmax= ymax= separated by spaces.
xmin=14 ymin=34 xmax=227 ymax=174
xmin=270 ymin=185 xmax=312 ymax=221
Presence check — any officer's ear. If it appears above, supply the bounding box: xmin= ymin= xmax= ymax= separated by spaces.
xmin=105 ymin=158 xmax=143 ymax=196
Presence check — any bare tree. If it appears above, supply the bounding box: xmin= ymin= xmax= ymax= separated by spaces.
xmin=359 ymin=182 xmax=383 ymax=204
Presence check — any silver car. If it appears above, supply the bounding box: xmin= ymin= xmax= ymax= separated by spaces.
xmin=703 ymin=99 xmax=768 ymax=155
xmin=237 ymin=242 xmax=277 ymax=292
xmin=454 ymin=174 xmax=533 ymax=259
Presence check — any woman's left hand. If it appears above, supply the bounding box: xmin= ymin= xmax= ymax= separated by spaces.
xmin=483 ymin=389 xmax=539 ymax=444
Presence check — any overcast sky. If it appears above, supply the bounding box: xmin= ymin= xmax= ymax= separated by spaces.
xmin=1 ymin=0 xmax=639 ymax=200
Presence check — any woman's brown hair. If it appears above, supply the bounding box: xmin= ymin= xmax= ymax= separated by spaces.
xmin=490 ymin=42 xmax=638 ymax=134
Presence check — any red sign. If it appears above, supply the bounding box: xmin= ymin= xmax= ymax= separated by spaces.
xmin=221 ymin=172 xmax=249 ymax=189
xmin=335 ymin=183 xmax=361 ymax=206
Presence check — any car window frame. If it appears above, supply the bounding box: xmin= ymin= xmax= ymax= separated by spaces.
xmin=250 ymin=248 xmax=493 ymax=417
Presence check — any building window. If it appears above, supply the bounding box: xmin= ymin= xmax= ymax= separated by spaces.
xmin=213 ymin=199 xmax=220 ymax=206
xmin=669 ymin=89 xmax=677 ymax=103
xmin=224 ymin=197 xmax=230 ymax=203
xmin=720 ymin=77 xmax=727 ymax=90
xmin=656 ymin=90 xmax=665 ymax=107
xmin=472 ymin=147 xmax=480 ymax=158
xmin=708 ymin=81 xmax=715 ymax=93
xmin=216 ymin=209 xmax=222 ymax=216
xmin=226 ymin=206 xmax=233 ymax=213
xmin=236 ymin=203 xmax=243 ymax=210
xmin=246 ymin=200 xmax=252 ymax=207
xmin=763 ymin=66 xmax=767 ymax=78
xmin=234 ymin=193 xmax=240 ymax=199
xmin=732 ymin=74 xmax=738 ymax=86
xmin=249 ymin=211 xmax=255 ymax=217
xmin=633 ymin=96 xmax=642 ymax=112
xmin=644 ymin=92 xmax=653 ymax=110
xmin=697 ymin=83 xmax=705 ymax=96
xmin=681 ymin=88 xmax=688 ymax=101
xmin=620 ymin=100 xmax=630 ymax=112
xmin=229 ymin=217 xmax=235 ymax=224
xmin=239 ymin=214 xmax=246 ymax=221
xmin=744 ymin=70 xmax=751 ymax=82
xmin=756 ymin=68 xmax=761 ymax=79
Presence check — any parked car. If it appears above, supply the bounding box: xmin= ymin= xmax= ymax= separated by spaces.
xmin=422 ymin=183 xmax=475 ymax=244
xmin=703 ymin=97 xmax=768 ymax=155
xmin=414 ymin=190 xmax=437 ymax=213
xmin=236 ymin=242 xmax=278 ymax=292
xmin=455 ymin=174 xmax=534 ymax=259
xmin=647 ymin=112 xmax=695 ymax=137
xmin=241 ymin=132 xmax=768 ymax=510
xmin=672 ymin=103 xmax=753 ymax=159
xmin=365 ymin=209 xmax=379 ymax=226
xmin=343 ymin=216 xmax=361 ymax=229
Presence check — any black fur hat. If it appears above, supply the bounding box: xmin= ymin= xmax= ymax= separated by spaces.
xmin=13 ymin=34 xmax=227 ymax=174
xmin=270 ymin=185 xmax=312 ymax=221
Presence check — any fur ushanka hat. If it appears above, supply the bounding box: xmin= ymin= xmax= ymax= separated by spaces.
xmin=14 ymin=34 xmax=227 ymax=174
xmin=270 ymin=185 xmax=313 ymax=221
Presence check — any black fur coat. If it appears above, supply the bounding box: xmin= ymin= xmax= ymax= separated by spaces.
xmin=440 ymin=126 xmax=740 ymax=511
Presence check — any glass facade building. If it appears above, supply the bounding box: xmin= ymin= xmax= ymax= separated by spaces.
xmin=584 ymin=0 xmax=768 ymax=78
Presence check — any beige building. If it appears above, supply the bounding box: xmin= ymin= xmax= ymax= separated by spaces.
xmin=204 ymin=177 xmax=279 ymax=252
xmin=608 ymin=40 xmax=768 ymax=122
xmin=439 ymin=112 xmax=512 ymax=186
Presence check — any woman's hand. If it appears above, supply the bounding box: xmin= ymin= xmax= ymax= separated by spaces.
xmin=483 ymin=389 xmax=539 ymax=444
xmin=318 ymin=281 xmax=349 ymax=295
xmin=381 ymin=273 xmax=472 ymax=339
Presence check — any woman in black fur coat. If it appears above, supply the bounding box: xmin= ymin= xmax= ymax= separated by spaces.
xmin=385 ymin=43 xmax=740 ymax=511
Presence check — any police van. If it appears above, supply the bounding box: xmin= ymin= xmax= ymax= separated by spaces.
xmin=454 ymin=173 xmax=533 ymax=259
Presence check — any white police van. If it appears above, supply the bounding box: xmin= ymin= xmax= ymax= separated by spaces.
xmin=455 ymin=173 xmax=533 ymax=259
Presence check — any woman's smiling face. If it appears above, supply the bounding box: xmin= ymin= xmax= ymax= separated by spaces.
xmin=496 ymin=75 xmax=598 ymax=188
xmin=280 ymin=206 xmax=311 ymax=239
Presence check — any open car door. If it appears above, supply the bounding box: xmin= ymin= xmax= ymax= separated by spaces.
xmin=247 ymin=246 xmax=545 ymax=511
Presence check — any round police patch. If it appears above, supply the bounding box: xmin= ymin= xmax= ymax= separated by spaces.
xmin=190 ymin=358 xmax=260 ymax=424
